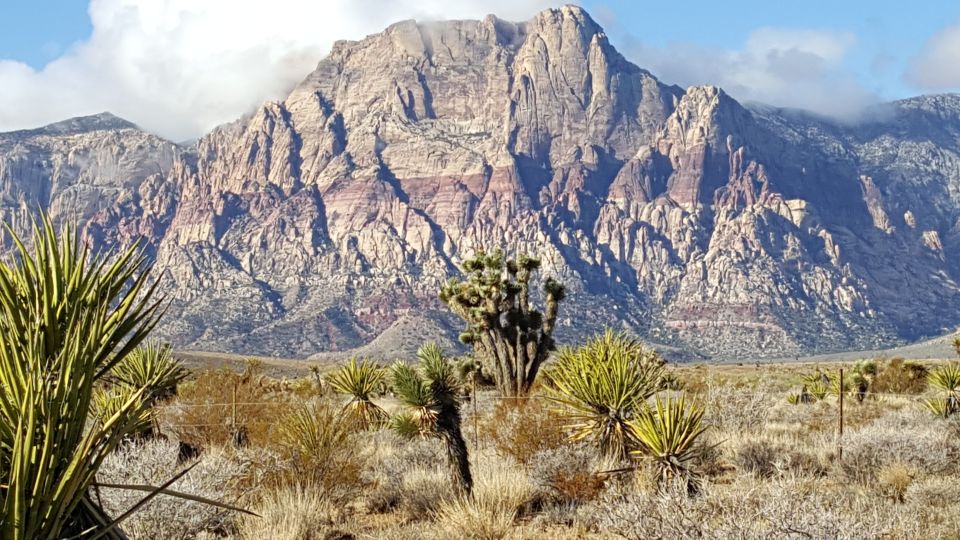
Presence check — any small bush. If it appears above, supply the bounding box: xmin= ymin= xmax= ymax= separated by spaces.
xmin=161 ymin=363 xmax=288 ymax=449
xmin=732 ymin=439 xmax=779 ymax=478
xmin=877 ymin=463 xmax=916 ymax=503
xmin=96 ymin=439 xmax=249 ymax=539
xmin=870 ymin=358 xmax=928 ymax=395
xmin=236 ymin=485 xmax=341 ymax=540
xmin=482 ymin=398 xmax=566 ymax=465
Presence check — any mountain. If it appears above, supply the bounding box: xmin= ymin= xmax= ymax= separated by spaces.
xmin=3 ymin=6 xmax=960 ymax=360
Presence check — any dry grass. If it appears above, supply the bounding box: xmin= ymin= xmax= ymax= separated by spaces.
xmin=235 ymin=485 xmax=341 ymax=540
xmin=94 ymin=360 xmax=960 ymax=539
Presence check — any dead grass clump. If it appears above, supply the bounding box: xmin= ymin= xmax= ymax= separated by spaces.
xmin=482 ymin=398 xmax=566 ymax=465
xmin=877 ymin=463 xmax=917 ymax=503
xmin=162 ymin=363 xmax=291 ymax=449
xmin=841 ymin=408 xmax=959 ymax=483
xmin=870 ymin=358 xmax=928 ymax=395
xmin=236 ymin=485 xmax=343 ymax=540
xmin=434 ymin=457 xmax=533 ymax=540
xmin=528 ymin=442 xmax=609 ymax=506
xmin=360 ymin=435 xmax=454 ymax=517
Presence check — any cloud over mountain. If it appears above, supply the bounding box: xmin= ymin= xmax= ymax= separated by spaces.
xmin=0 ymin=0 xmax=553 ymax=141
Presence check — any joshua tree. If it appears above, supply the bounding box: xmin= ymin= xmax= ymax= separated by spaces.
xmin=544 ymin=330 xmax=666 ymax=460
xmin=390 ymin=343 xmax=473 ymax=495
xmin=440 ymin=249 xmax=566 ymax=397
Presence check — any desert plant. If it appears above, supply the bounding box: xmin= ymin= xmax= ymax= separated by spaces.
xmin=90 ymin=386 xmax=154 ymax=438
xmin=629 ymin=395 xmax=707 ymax=491
xmin=275 ymin=400 xmax=362 ymax=496
xmin=440 ymin=249 xmax=566 ymax=397
xmin=390 ymin=342 xmax=473 ymax=495
xmin=110 ymin=341 xmax=188 ymax=405
xmin=0 ymin=217 xmax=170 ymax=539
xmin=326 ymin=357 xmax=388 ymax=429
xmin=926 ymin=363 xmax=960 ymax=417
xmin=870 ymin=357 xmax=928 ymax=395
xmin=544 ymin=330 xmax=665 ymax=459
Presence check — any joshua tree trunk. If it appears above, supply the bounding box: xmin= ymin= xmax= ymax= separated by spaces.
xmin=437 ymin=404 xmax=473 ymax=496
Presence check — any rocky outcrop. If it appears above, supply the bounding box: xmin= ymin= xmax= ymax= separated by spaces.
xmin=3 ymin=6 xmax=960 ymax=359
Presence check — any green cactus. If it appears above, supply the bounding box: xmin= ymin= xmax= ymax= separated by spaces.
xmin=440 ymin=249 xmax=566 ymax=397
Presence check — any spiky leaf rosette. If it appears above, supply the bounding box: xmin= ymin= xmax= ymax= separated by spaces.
xmin=629 ymin=394 xmax=707 ymax=489
xmin=326 ymin=358 xmax=388 ymax=430
xmin=0 ymin=216 xmax=166 ymax=539
xmin=110 ymin=341 xmax=188 ymax=404
xmin=544 ymin=330 xmax=665 ymax=459
xmin=390 ymin=362 xmax=439 ymax=434
xmin=90 ymin=387 xmax=154 ymax=437
xmin=928 ymin=363 xmax=960 ymax=394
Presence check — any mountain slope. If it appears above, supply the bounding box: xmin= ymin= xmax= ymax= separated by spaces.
xmin=3 ymin=6 xmax=960 ymax=359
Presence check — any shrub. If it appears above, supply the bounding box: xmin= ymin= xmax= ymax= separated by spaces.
xmin=629 ymin=395 xmax=707 ymax=490
xmin=545 ymin=330 xmax=665 ymax=459
xmin=0 ymin=216 xmax=169 ymax=538
xmin=732 ymin=439 xmax=779 ymax=478
xmin=877 ymin=463 xmax=916 ymax=503
xmin=161 ymin=363 xmax=286 ymax=449
xmin=870 ymin=358 xmax=928 ymax=395
xmin=482 ymin=398 xmax=566 ymax=465
xmin=96 ymin=439 xmax=249 ymax=539
xmin=326 ymin=358 xmax=388 ymax=429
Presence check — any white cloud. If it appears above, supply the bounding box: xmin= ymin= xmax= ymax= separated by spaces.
xmin=906 ymin=21 xmax=960 ymax=91
xmin=625 ymin=28 xmax=880 ymax=121
xmin=0 ymin=0 xmax=555 ymax=141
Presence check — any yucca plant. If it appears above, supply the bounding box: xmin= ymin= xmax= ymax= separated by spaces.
xmin=807 ymin=380 xmax=829 ymax=401
xmin=629 ymin=394 xmax=707 ymax=492
xmin=544 ymin=330 xmax=665 ymax=459
xmin=390 ymin=342 xmax=472 ymax=495
xmin=110 ymin=341 xmax=188 ymax=404
xmin=276 ymin=400 xmax=353 ymax=488
xmin=0 ymin=216 xmax=246 ymax=539
xmin=924 ymin=397 xmax=954 ymax=419
xmin=926 ymin=363 xmax=960 ymax=417
xmin=90 ymin=387 xmax=154 ymax=438
xmin=326 ymin=358 xmax=388 ymax=429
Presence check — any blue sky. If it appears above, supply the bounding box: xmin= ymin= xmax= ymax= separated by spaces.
xmin=1 ymin=1 xmax=958 ymax=138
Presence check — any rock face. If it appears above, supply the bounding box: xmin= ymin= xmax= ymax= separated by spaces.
xmin=3 ymin=6 xmax=960 ymax=359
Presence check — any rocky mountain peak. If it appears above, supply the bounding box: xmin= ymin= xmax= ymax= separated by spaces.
xmin=2 ymin=112 xmax=141 ymax=140
xmin=4 ymin=7 xmax=960 ymax=361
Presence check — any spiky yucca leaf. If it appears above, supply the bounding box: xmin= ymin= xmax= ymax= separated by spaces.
xmin=928 ymin=363 xmax=960 ymax=394
xmin=90 ymin=387 xmax=153 ymax=437
xmin=388 ymin=411 xmax=423 ymax=439
xmin=0 ymin=216 xmax=165 ymax=540
xmin=110 ymin=341 xmax=188 ymax=404
xmin=629 ymin=395 xmax=707 ymax=485
xmin=924 ymin=397 xmax=956 ymax=418
xmin=326 ymin=358 xmax=388 ymax=429
xmin=544 ymin=330 xmax=665 ymax=459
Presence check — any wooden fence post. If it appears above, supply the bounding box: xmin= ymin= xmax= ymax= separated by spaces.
xmin=838 ymin=368 xmax=844 ymax=461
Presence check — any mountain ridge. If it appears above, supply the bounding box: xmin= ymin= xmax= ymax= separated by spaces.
xmin=2 ymin=5 xmax=960 ymax=360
